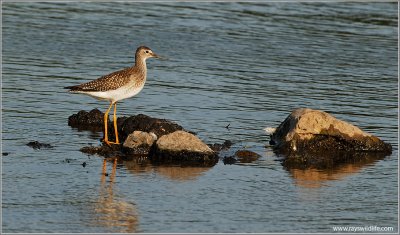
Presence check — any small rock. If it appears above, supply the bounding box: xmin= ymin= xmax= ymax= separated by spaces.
xmin=234 ymin=150 xmax=261 ymax=163
xmin=82 ymin=162 xmax=87 ymax=168
xmin=223 ymin=156 xmax=237 ymax=165
xmin=209 ymin=140 xmax=233 ymax=152
xmin=80 ymin=145 xmax=122 ymax=157
xmin=149 ymin=131 xmax=218 ymax=166
xmin=26 ymin=141 xmax=53 ymax=149
xmin=122 ymin=131 xmax=157 ymax=155
xmin=2 ymin=152 xmax=9 ymax=156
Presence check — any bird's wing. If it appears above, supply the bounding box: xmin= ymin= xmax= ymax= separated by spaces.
xmin=65 ymin=67 xmax=134 ymax=92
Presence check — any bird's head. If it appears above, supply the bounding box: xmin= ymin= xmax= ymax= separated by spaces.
xmin=136 ymin=46 xmax=161 ymax=60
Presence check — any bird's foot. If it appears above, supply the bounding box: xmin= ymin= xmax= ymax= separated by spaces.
xmin=103 ymin=139 xmax=120 ymax=146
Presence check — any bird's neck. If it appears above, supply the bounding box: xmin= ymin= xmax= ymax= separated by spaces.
xmin=134 ymin=56 xmax=147 ymax=72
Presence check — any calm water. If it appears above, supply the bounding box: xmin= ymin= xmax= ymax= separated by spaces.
xmin=2 ymin=2 xmax=398 ymax=233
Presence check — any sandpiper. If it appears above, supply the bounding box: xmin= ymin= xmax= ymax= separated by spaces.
xmin=65 ymin=46 xmax=160 ymax=145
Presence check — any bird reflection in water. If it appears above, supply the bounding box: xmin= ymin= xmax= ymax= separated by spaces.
xmin=91 ymin=158 xmax=138 ymax=233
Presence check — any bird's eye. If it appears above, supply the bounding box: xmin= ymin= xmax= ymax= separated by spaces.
xmin=145 ymin=50 xmax=149 ymax=54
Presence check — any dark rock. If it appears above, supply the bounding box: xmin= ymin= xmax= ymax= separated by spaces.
xmin=149 ymin=131 xmax=218 ymax=166
xmin=2 ymin=152 xmax=9 ymax=156
xmin=26 ymin=141 xmax=53 ymax=149
xmin=68 ymin=109 xmax=105 ymax=130
xmin=120 ymin=114 xmax=184 ymax=140
xmin=234 ymin=150 xmax=261 ymax=163
xmin=222 ymin=150 xmax=261 ymax=164
xmin=82 ymin=162 xmax=87 ymax=168
xmin=80 ymin=144 xmax=123 ymax=158
xmin=270 ymin=108 xmax=392 ymax=168
xmin=209 ymin=140 xmax=233 ymax=152
xmin=223 ymin=156 xmax=237 ymax=165
xmin=122 ymin=146 xmax=150 ymax=156
xmin=281 ymin=150 xmax=388 ymax=170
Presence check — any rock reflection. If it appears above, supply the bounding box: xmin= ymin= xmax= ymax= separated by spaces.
xmin=123 ymin=157 xmax=212 ymax=181
xmin=92 ymin=158 xmax=138 ymax=233
xmin=155 ymin=166 xmax=210 ymax=181
xmin=285 ymin=153 xmax=386 ymax=188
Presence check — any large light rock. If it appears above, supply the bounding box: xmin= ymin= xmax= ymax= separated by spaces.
xmin=270 ymin=108 xmax=392 ymax=166
xmin=156 ymin=131 xmax=214 ymax=153
xmin=149 ymin=131 xmax=217 ymax=166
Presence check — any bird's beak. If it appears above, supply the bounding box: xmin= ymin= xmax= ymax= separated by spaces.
xmin=152 ymin=53 xmax=162 ymax=59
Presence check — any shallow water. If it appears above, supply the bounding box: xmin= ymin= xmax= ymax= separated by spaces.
xmin=2 ymin=2 xmax=398 ymax=233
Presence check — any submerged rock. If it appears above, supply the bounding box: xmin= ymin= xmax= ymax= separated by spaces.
xmin=26 ymin=141 xmax=53 ymax=149
xmin=209 ymin=140 xmax=233 ymax=152
xmin=234 ymin=150 xmax=261 ymax=163
xmin=269 ymin=108 xmax=392 ymax=168
xmin=222 ymin=150 xmax=261 ymax=165
xmin=149 ymin=131 xmax=218 ymax=166
xmin=222 ymin=156 xmax=237 ymax=165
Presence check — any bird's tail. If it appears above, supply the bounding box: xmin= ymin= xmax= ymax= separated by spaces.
xmin=64 ymin=85 xmax=79 ymax=91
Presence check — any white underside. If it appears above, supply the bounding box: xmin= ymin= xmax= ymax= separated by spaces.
xmin=73 ymin=83 xmax=145 ymax=103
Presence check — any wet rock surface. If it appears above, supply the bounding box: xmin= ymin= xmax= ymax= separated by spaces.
xmin=270 ymin=108 xmax=392 ymax=168
xmin=281 ymin=150 xmax=388 ymax=170
xmin=26 ymin=141 xmax=53 ymax=149
xmin=234 ymin=150 xmax=262 ymax=163
xmin=80 ymin=144 xmax=123 ymax=158
xmin=223 ymin=150 xmax=261 ymax=165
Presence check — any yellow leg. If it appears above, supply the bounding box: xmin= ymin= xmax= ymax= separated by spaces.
xmin=103 ymin=102 xmax=114 ymax=145
xmin=113 ymin=102 xmax=120 ymax=144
